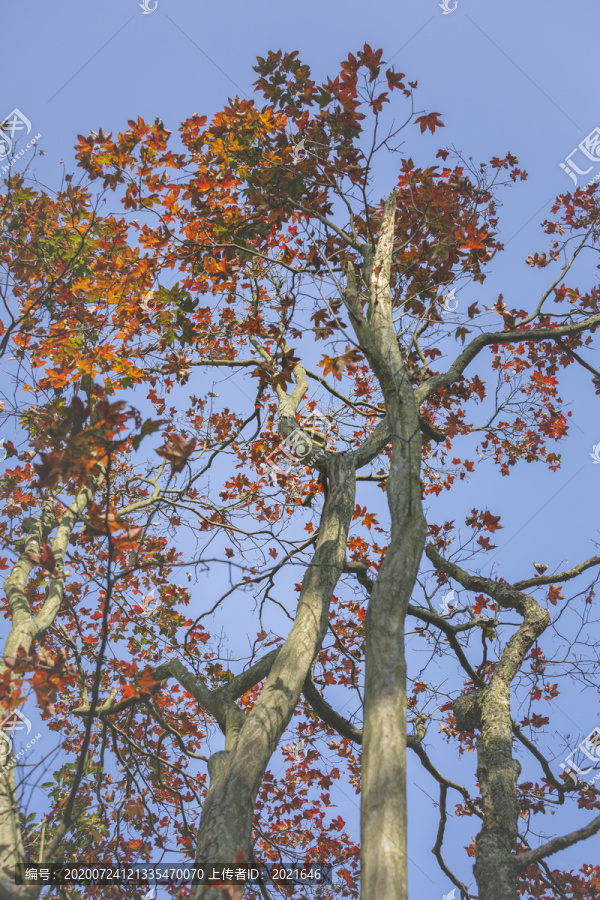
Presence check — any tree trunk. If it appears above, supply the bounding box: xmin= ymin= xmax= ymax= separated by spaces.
xmin=427 ymin=547 xmax=551 ymax=900
xmin=473 ymin=682 xmax=521 ymax=900
xmin=191 ymin=453 xmax=357 ymax=899
xmin=337 ymin=193 xmax=428 ymax=900
xmin=360 ymin=405 xmax=426 ymax=900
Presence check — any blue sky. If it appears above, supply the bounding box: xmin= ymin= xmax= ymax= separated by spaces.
xmin=3 ymin=0 xmax=600 ymax=897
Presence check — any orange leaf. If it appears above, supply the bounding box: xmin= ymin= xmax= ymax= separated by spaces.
xmin=114 ymin=525 xmax=144 ymax=550
xmin=482 ymin=511 xmax=502 ymax=533
xmin=547 ymin=584 xmax=564 ymax=606
xmin=414 ymin=112 xmax=444 ymax=134
xmin=137 ymin=669 xmax=162 ymax=694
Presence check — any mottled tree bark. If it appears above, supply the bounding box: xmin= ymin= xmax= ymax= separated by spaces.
xmin=0 ymin=484 xmax=102 ymax=900
xmin=341 ymin=195 xmax=428 ymax=900
xmin=191 ymin=450 xmax=357 ymax=899
xmin=427 ymin=546 xmax=550 ymax=900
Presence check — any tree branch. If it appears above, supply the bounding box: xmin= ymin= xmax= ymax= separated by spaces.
xmin=415 ymin=313 xmax=600 ymax=404
xmin=512 ymin=813 xmax=600 ymax=872
xmin=302 ymin=675 xmax=363 ymax=744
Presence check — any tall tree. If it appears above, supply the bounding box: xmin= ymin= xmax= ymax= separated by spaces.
xmin=2 ymin=45 xmax=600 ymax=900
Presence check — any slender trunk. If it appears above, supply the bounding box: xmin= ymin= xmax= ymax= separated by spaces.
xmin=191 ymin=453 xmax=356 ymax=899
xmin=473 ymin=600 xmax=549 ymax=899
xmin=360 ymin=406 xmax=426 ymax=900
xmin=427 ymin=547 xmax=551 ymax=900
xmin=473 ymin=682 xmax=521 ymax=900
xmin=338 ymin=193 xmax=428 ymax=900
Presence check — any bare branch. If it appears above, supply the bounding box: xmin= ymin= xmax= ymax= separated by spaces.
xmin=512 ymin=813 xmax=600 ymax=872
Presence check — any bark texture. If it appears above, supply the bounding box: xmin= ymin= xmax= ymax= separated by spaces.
xmin=0 ymin=483 xmax=102 ymax=900
xmin=191 ymin=450 xmax=357 ymax=899
xmin=341 ymin=195 xmax=427 ymax=900
xmin=427 ymin=546 xmax=551 ymax=900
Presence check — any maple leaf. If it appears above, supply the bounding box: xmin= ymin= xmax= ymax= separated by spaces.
xmin=137 ymin=669 xmax=162 ymax=694
xmin=25 ymin=544 xmax=63 ymax=579
xmin=482 ymin=511 xmax=502 ymax=533
xmin=156 ymin=434 xmax=197 ymax=473
xmin=0 ymin=440 xmax=18 ymax=460
xmin=471 ymin=594 xmax=489 ymax=616
xmin=132 ymin=417 xmax=167 ymax=451
xmin=84 ymin=502 xmax=125 ymax=537
xmin=31 ymin=650 xmax=77 ymax=715
xmin=33 ymin=452 xmax=70 ymax=489
xmin=547 ymin=584 xmax=564 ymax=606
xmin=319 ymin=346 xmax=362 ymax=381
xmin=414 ymin=112 xmax=444 ymax=134
xmin=272 ymin=347 xmax=300 ymax=392
xmin=115 ymin=525 xmax=144 ymax=551
xmin=320 ymin=354 xmax=345 ymax=380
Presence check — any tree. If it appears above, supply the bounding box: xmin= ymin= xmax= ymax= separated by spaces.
xmin=1 ymin=44 xmax=600 ymax=900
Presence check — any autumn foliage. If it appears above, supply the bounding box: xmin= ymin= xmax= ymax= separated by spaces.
xmin=1 ymin=44 xmax=600 ymax=900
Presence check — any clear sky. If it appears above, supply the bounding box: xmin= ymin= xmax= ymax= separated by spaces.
xmin=2 ymin=0 xmax=600 ymax=897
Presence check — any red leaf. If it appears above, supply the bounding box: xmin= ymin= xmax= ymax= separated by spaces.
xmin=414 ymin=112 xmax=444 ymax=134
xmin=137 ymin=669 xmax=162 ymax=694
xmin=482 ymin=511 xmax=502 ymax=533
xmin=25 ymin=544 xmax=62 ymax=579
